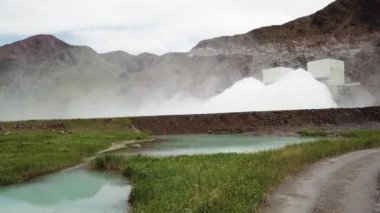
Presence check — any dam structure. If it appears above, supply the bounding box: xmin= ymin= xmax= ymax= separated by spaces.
xmin=261 ymin=58 xmax=363 ymax=107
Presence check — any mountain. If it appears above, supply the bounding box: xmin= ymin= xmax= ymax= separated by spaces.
xmin=0 ymin=35 xmax=128 ymax=120
xmin=0 ymin=35 xmax=68 ymax=73
xmin=191 ymin=0 xmax=380 ymax=98
xmin=0 ymin=34 xmax=69 ymax=59
xmin=0 ymin=0 xmax=379 ymax=120
xmin=0 ymin=33 xmax=251 ymax=120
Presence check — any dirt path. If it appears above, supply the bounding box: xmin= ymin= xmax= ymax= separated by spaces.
xmin=263 ymin=149 xmax=380 ymax=213
xmin=96 ymin=138 xmax=155 ymax=154
xmin=82 ymin=138 xmax=156 ymax=163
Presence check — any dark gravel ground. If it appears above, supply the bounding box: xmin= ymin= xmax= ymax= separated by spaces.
xmin=130 ymin=106 xmax=380 ymax=135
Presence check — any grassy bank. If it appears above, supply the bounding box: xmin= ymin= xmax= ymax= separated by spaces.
xmin=296 ymin=128 xmax=330 ymax=137
xmin=0 ymin=118 xmax=148 ymax=185
xmin=91 ymin=130 xmax=380 ymax=213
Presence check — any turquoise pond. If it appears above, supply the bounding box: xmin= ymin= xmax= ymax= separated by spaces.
xmin=0 ymin=135 xmax=316 ymax=212
xmin=0 ymin=168 xmax=130 ymax=213
xmin=123 ymin=134 xmax=316 ymax=156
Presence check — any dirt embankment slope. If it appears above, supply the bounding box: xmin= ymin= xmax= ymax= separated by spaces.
xmin=130 ymin=107 xmax=380 ymax=135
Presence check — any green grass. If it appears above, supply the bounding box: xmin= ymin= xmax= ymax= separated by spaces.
xmin=2 ymin=118 xmax=379 ymax=212
xmin=90 ymin=130 xmax=380 ymax=213
xmin=0 ymin=118 xmax=148 ymax=185
xmin=296 ymin=128 xmax=329 ymax=137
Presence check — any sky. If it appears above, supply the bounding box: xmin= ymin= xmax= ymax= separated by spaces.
xmin=0 ymin=0 xmax=334 ymax=55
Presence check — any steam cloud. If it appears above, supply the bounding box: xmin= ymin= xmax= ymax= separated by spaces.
xmin=131 ymin=69 xmax=337 ymax=116
xmin=0 ymin=68 xmax=339 ymax=121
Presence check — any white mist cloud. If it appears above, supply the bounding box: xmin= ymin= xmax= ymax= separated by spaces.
xmin=204 ymin=69 xmax=337 ymax=112
xmin=0 ymin=0 xmax=334 ymax=54
xmin=0 ymin=68 xmax=339 ymax=121
xmin=127 ymin=69 xmax=337 ymax=116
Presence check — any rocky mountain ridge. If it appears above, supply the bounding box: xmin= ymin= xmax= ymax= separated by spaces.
xmin=191 ymin=0 xmax=380 ymax=87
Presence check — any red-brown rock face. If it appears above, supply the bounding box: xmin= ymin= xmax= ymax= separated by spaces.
xmin=0 ymin=34 xmax=70 ymax=63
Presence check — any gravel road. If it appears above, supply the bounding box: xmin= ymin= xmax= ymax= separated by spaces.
xmin=263 ymin=149 xmax=380 ymax=213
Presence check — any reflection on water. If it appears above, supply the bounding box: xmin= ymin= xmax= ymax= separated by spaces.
xmin=123 ymin=135 xmax=316 ymax=157
xmin=0 ymin=168 xmax=130 ymax=213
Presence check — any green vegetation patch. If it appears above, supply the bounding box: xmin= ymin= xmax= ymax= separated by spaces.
xmin=91 ymin=130 xmax=380 ymax=213
xmin=0 ymin=118 xmax=148 ymax=185
xmin=296 ymin=128 xmax=330 ymax=137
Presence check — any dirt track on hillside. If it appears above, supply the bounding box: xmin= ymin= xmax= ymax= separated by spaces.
xmin=263 ymin=149 xmax=380 ymax=213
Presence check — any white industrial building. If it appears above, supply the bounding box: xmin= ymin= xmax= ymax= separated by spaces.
xmin=261 ymin=58 xmax=358 ymax=87
xmin=260 ymin=58 xmax=364 ymax=107
xmin=262 ymin=67 xmax=294 ymax=84
xmin=307 ymin=59 xmax=346 ymax=86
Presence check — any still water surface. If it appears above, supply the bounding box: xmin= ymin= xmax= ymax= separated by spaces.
xmin=124 ymin=135 xmax=316 ymax=156
xmin=0 ymin=168 xmax=130 ymax=213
